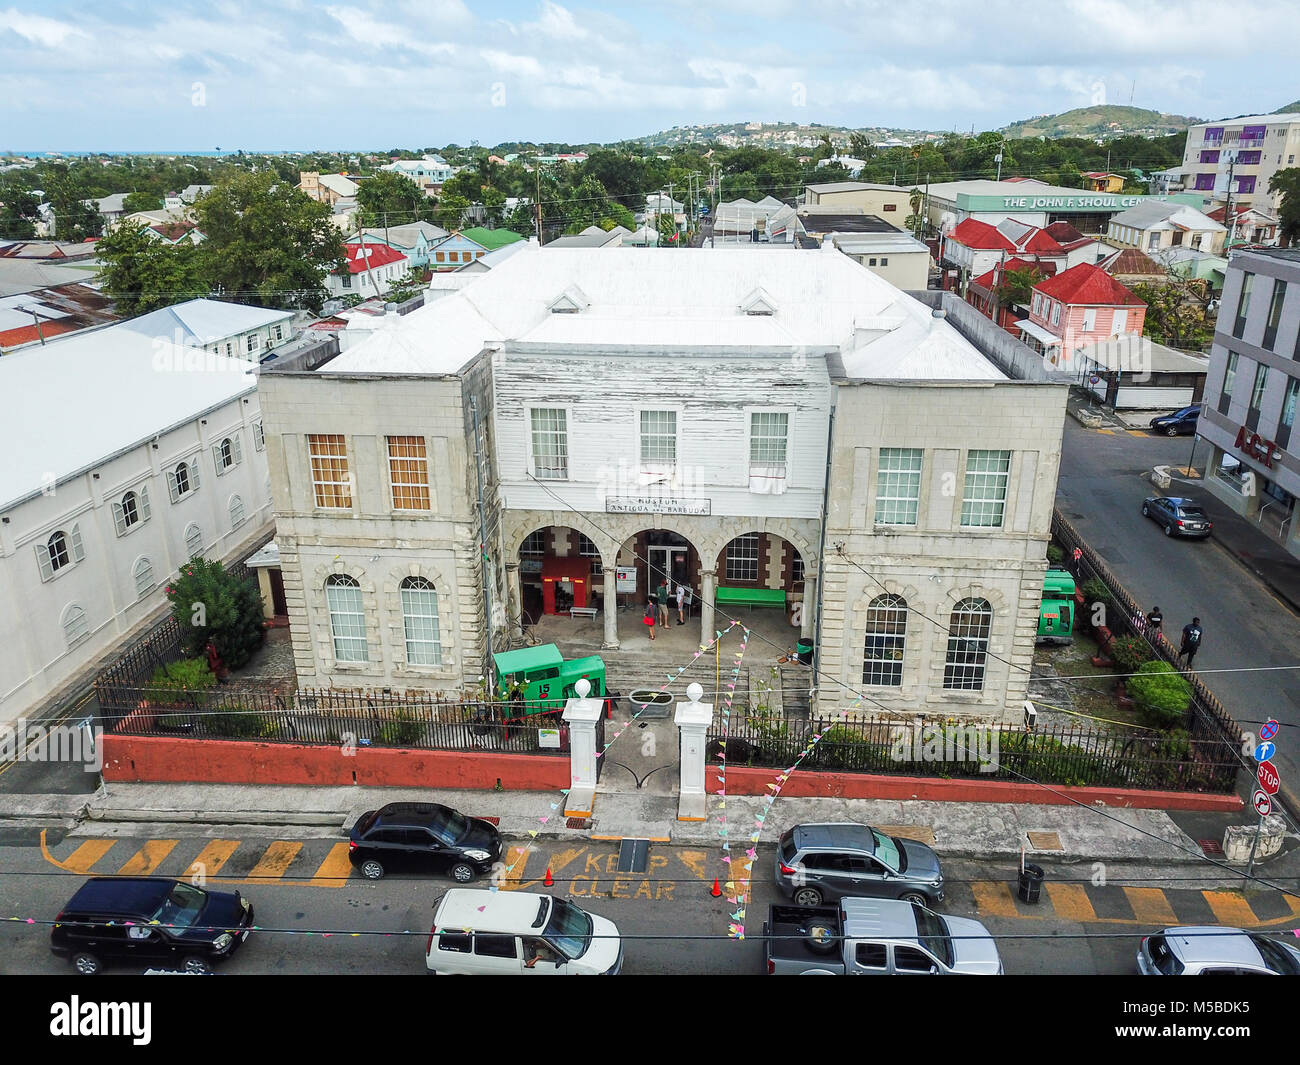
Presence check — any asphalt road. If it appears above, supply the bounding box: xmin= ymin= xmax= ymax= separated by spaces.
xmin=1057 ymin=419 xmax=1300 ymax=795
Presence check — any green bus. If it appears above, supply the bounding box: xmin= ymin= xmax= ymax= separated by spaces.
xmin=492 ymin=643 xmax=607 ymax=715
xmin=1037 ymin=569 xmax=1076 ymax=644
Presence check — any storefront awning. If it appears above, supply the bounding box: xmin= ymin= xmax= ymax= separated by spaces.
xmin=1016 ymin=319 xmax=1062 ymax=347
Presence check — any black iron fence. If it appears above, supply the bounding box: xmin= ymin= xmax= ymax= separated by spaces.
xmin=105 ymin=686 xmax=568 ymax=756
xmin=708 ymin=710 xmax=1239 ymax=792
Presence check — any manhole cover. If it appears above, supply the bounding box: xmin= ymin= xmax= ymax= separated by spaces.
xmin=566 ymin=817 xmax=591 ymax=830
xmin=1026 ymin=832 xmax=1063 ymax=850
xmin=1198 ymin=838 xmax=1224 ymax=856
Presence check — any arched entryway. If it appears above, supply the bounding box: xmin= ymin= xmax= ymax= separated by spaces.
xmin=712 ymin=530 xmax=811 ymax=643
xmin=514 ymin=525 xmax=606 ymax=623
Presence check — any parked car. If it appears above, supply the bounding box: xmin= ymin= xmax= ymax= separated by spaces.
xmin=1149 ymin=405 xmax=1200 ymax=435
xmin=764 ymin=898 xmax=1002 ymax=975
xmin=51 ymin=877 xmax=254 ymax=975
xmin=349 ymin=801 xmax=502 ymax=882
xmin=774 ymin=823 xmax=944 ymax=907
xmin=426 ymin=889 xmax=622 ymax=975
xmin=1141 ymin=496 xmax=1213 ymax=539
xmin=1138 ymin=927 xmax=1300 ymax=975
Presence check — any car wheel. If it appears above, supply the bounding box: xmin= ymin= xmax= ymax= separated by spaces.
xmin=72 ymin=952 xmax=101 ymax=975
xmin=793 ymin=887 xmax=823 ymax=907
xmin=1141 ymin=504 xmax=1150 ymax=516
xmin=449 ymin=862 xmax=476 ymax=884
xmin=805 ymin=920 xmax=839 ymax=954
xmin=899 ymin=891 xmax=929 ymax=907
xmin=1165 ymin=425 xmax=1179 ymax=436
xmin=1163 ymin=524 xmax=1173 ymax=536
xmin=361 ymin=859 xmax=384 ymax=880
xmin=181 ymin=955 xmax=213 ymax=975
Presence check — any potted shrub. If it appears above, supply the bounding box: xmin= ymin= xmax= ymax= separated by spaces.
xmin=1046 ymin=544 xmax=1065 ymax=567
xmin=1127 ymin=661 xmax=1193 ymax=730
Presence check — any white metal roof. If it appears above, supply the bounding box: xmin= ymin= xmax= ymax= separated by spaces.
xmin=1016 ymin=319 xmax=1063 ymax=347
xmin=1109 ymin=202 xmax=1225 ymax=232
xmin=323 ymin=246 xmax=1002 ymax=382
xmin=119 ymin=299 xmax=294 ymax=347
xmin=0 ymin=318 xmax=257 ymax=510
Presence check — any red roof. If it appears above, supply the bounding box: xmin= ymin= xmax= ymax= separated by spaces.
xmin=1017 ymin=228 xmax=1065 ymax=255
xmin=970 ymin=258 xmax=1054 ymax=290
xmin=1034 ymin=262 xmax=1144 ymax=306
xmin=1043 ymin=221 xmax=1084 ymax=243
xmin=947 ymin=218 xmax=1015 ymax=251
xmin=344 ymin=242 xmax=407 ymax=273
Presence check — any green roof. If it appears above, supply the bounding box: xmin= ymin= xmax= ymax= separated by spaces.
xmin=460 ymin=227 xmax=525 ymax=250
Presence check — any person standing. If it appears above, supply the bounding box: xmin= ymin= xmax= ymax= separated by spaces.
xmin=1146 ymin=605 xmax=1163 ymax=636
xmin=643 ymin=599 xmax=656 ymax=640
xmin=656 ymin=578 xmax=670 ymax=628
xmin=1178 ymin=617 xmax=1202 ymax=667
xmin=675 ymin=581 xmax=687 ymax=625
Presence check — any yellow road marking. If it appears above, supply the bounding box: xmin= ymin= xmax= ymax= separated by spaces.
xmin=245 ymin=841 xmax=302 ymax=881
xmin=675 ymin=849 xmax=712 ymax=881
xmin=308 ymin=843 xmax=353 ymax=888
xmin=1203 ymin=891 xmax=1259 ymax=927
xmin=1124 ymin=887 xmax=1178 ymax=926
xmin=1045 ymin=883 xmax=1098 ymax=922
xmin=47 ymin=838 xmax=116 ymax=873
xmin=183 ymin=841 xmax=240 ymax=882
xmin=116 ymin=839 xmax=179 ymax=876
xmin=511 ymin=845 xmax=584 ymax=891
xmin=971 ymin=881 xmax=1022 ymax=918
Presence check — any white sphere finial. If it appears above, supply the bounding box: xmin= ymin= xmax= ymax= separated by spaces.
xmin=574 ymin=678 xmax=591 ymax=698
xmin=686 ymin=682 xmax=704 ymax=704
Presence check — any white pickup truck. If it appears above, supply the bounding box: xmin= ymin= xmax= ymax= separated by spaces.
xmin=764 ymin=898 xmax=1002 ymax=975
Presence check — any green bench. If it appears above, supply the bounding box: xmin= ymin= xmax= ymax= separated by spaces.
xmin=715 ymin=587 xmax=787 ymax=609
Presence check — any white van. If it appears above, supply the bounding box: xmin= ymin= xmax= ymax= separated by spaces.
xmin=426 ymin=889 xmax=623 ymax=975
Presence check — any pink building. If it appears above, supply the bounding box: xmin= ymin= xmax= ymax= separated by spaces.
xmin=1016 ymin=262 xmax=1146 ymax=369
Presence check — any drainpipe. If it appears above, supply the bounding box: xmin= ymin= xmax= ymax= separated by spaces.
xmin=470 ymin=395 xmax=495 ymax=691
xmin=811 ymin=398 xmax=835 ymax=708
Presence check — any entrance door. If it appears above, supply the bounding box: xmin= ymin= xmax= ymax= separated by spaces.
xmin=647 ymin=547 xmax=674 ymax=600
xmin=269 ymin=568 xmax=288 ymax=615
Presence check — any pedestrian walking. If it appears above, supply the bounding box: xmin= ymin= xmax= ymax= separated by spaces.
xmin=675 ymin=582 xmax=687 ymax=624
xmin=1131 ymin=610 xmax=1146 ymax=636
xmin=1178 ymin=616 xmax=1203 ymax=667
xmin=1146 ymin=605 xmax=1163 ymax=635
xmin=643 ymin=600 xmax=656 ymax=641
xmin=656 ymin=578 xmax=670 ymax=627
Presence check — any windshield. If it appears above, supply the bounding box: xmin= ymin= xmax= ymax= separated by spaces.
xmin=429 ymin=807 xmax=470 ymax=845
xmin=151 ymin=882 xmax=207 ymax=930
xmin=1252 ymin=936 xmax=1300 ymax=974
xmin=543 ymin=897 xmax=594 ymax=959
xmin=872 ymin=831 xmax=901 ymax=872
xmin=778 ymin=832 xmax=797 ymax=864
xmin=913 ymin=906 xmax=954 ymax=967
xmin=1145 ymin=935 xmax=1184 ymax=975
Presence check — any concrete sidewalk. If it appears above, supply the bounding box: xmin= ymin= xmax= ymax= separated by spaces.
xmin=0 ymin=780 xmax=1281 ymax=867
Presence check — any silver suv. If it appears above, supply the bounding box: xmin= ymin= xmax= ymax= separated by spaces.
xmin=774 ymin=823 xmax=945 ymax=907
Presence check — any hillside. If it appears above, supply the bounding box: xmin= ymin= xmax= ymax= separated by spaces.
xmin=1274 ymin=100 xmax=1300 ymax=114
xmin=999 ymin=106 xmax=1199 ymax=140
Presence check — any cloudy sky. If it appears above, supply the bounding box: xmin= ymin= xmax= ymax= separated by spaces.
xmin=1 ymin=0 xmax=1295 ymax=151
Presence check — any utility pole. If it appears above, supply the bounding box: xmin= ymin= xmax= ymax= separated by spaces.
xmin=1223 ymin=153 xmax=1237 ymax=253
xmin=354 ymin=215 xmax=382 ymax=299
xmin=534 ymin=166 xmax=542 ymax=244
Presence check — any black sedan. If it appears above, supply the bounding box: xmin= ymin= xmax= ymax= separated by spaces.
xmin=1149 ymin=405 xmax=1200 ymax=436
xmin=348 ymin=801 xmax=502 ymax=882
xmin=1141 ymin=496 xmax=1213 ymax=539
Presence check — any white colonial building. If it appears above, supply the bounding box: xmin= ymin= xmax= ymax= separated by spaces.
xmin=0 ymin=318 xmax=275 ymax=727
xmin=259 ymin=246 xmax=1067 ymax=721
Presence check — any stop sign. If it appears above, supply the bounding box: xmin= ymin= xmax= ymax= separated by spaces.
xmin=1257 ymin=760 xmax=1281 ymax=796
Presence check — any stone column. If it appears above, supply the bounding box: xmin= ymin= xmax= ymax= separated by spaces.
xmin=561 ymin=679 xmax=604 ymax=818
xmin=700 ymin=567 xmax=716 ymax=646
xmin=504 ymin=561 xmax=522 ymax=630
xmin=601 ymin=565 xmax=619 ymax=649
xmin=800 ymin=571 xmax=817 ymax=638
xmin=675 ymin=682 xmax=713 ymax=822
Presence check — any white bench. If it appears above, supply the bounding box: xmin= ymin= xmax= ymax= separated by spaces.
xmin=570 ymin=606 xmax=598 ymax=620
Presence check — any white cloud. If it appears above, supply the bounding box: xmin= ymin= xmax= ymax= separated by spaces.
xmin=0 ymin=8 xmax=87 ymax=47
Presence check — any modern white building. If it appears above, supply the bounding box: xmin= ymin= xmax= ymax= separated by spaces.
xmin=0 ymin=320 xmax=273 ymax=727
xmin=258 ymin=246 xmax=1067 ymax=721
xmin=121 ymin=299 xmax=298 ymax=362
xmin=382 ymin=155 xmax=454 ymax=195
xmin=1181 ymin=113 xmax=1300 ymax=212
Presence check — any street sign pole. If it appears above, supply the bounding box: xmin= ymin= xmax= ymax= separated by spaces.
xmin=1245 ymin=806 xmax=1263 ymax=879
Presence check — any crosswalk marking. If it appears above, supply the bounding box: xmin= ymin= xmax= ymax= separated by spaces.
xmin=1123 ymin=886 xmax=1178 ymax=926
xmin=59 ymin=839 xmax=116 ymax=874
xmin=308 ymin=843 xmax=354 ymax=888
xmin=971 ymin=881 xmax=1020 ymax=918
xmin=183 ymin=840 xmax=240 ymax=882
xmin=1044 ymin=882 xmax=1098 ymax=922
xmin=116 ymin=839 xmax=179 ymax=876
xmin=246 ymin=841 xmax=302 ymax=881
xmin=1202 ymin=891 xmax=1259 ymax=927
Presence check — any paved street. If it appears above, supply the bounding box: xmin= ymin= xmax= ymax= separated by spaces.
xmin=1057 ymin=418 xmax=1300 ymax=793
xmin=4 ymin=830 xmax=1296 ymax=976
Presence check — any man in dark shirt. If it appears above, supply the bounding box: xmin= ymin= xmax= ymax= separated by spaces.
xmin=1178 ymin=617 xmax=1202 ymax=666
xmin=656 ymin=578 xmax=670 ymax=627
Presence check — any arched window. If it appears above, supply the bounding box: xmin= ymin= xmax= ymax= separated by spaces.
xmin=37 ymin=525 xmax=84 ymax=580
xmin=113 ymin=486 xmax=151 ymax=535
xmin=943 ymin=598 xmax=993 ymax=691
xmin=121 ymin=491 xmax=139 ymax=527
xmin=62 ymin=604 xmax=89 ymax=648
xmin=862 ymin=594 xmax=908 ymax=687
xmin=133 ymin=557 xmax=155 ymax=599
xmin=213 ymin=433 xmax=242 ymax=476
xmin=401 ymin=576 xmax=442 ymax=666
xmin=325 ymin=575 xmax=368 ymax=663
xmin=184 ymin=523 xmax=203 ymax=559
xmin=48 ymin=531 xmax=71 ymax=571
xmin=175 ymin=461 xmax=191 ymax=495
xmin=229 ymin=495 xmax=246 ymax=529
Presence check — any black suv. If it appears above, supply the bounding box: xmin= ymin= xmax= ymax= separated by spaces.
xmin=348 ymin=802 xmax=502 ymax=882
xmin=51 ymin=877 xmax=254 ymax=975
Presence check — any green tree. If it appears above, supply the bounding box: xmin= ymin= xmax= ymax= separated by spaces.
xmin=655 ymin=211 xmax=678 ymax=245
xmin=1268 ymin=168 xmax=1300 ymax=246
xmin=0 ymin=190 xmax=40 ymax=239
xmin=122 ymin=191 xmax=163 ymax=213
xmin=93 ymin=222 xmax=207 ymax=315
xmin=433 ymin=193 xmax=470 ymax=232
xmin=997 ymin=264 xmax=1045 ymax=309
xmin=165 ymin=557 xmax=266 ymax=671
xmin=355 ymin=170 xmax=437 ymax=228
xmin=194 ymin=171 xmax=344 ymax=313
xmin=385 ymin=267 xmax=426 ymax=305
xmin=46 ymin=176 xmax=103 ymax=242
xmin=1133 ymin=281 xmax=1213 ymax=350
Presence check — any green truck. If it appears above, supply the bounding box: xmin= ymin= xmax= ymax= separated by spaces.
xmin=1037 ymin=569 xmax=1076 ymax=644
xmin=492 ymin=644 xmax=606 ymax=715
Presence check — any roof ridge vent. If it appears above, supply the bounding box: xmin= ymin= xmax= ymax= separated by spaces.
xmin=740 ymin=286 xmax=778 ymax=316
xmin=549 ymin=285 xmax=589 ymax=314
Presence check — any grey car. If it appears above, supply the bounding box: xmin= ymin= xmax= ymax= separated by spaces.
xmin=1141 ymin=496 xmax=1213 ymax=539
xmin=1138 ymin=927 xmax=1300 ymax=975
xmin=774 ymin=823 xmax=945 ymax=908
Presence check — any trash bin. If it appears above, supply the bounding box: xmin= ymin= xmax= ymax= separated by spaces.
xmin=1017 ymin=863 xmax=1044 ymax=904
xmin=795 ymin=638 xmax=815 ymax=665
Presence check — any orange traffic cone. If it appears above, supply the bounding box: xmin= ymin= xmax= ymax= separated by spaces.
xmin=710 ymin=878 xmax=722 ymax=898
xmin=544 ymin=866 xmax=554 ymax=887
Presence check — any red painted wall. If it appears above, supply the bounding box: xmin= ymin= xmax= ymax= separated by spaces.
xmin=712 ymin=764 xmax=1243 ymax=812
xmin=102 ymin=735 xmax=569 ymax=790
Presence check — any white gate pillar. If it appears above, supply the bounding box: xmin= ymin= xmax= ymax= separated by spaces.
xmin=562 ymin=678 xmax=604 ymax=818
xmin=675 ymin=682 xmax=713 ymax=822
